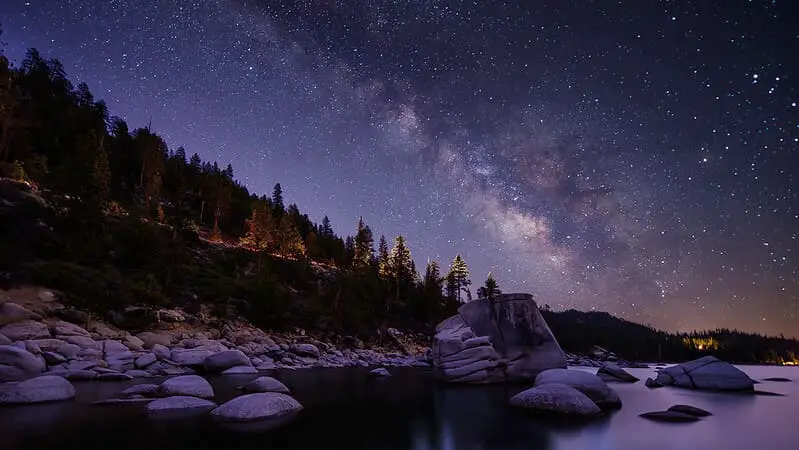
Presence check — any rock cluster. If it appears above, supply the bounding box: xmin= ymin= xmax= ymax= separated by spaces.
xmin=432 ymin=293 xmax=567 ymax=383
xmin=0 ymin=298 xmax=430 ymax=385
xmin=510 ymin=368 xmax=621 ymax=417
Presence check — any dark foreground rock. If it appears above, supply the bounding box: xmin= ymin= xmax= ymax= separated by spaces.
xmin=668 ymin=404 xmax=712 ymax=417
xmin=640 ymin=411 xmax=701 ymax=423
xmin=432 ymin=293 xmax=566 ymax=384
xmin=654 ymin=356 xmax=755 ymax=392
xmin=510 ymin=383 xmax=602 ymax=417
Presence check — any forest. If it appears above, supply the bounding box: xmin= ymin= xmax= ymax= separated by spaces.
xmin=1 ymin=41 xmax=797 ymax=363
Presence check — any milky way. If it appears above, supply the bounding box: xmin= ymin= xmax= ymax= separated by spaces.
xmin=1 ymin=1 xmax=797 ymax=336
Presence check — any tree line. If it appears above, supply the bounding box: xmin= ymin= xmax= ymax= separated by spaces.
xmin=0 ymin=41 xmax=505 ymax=337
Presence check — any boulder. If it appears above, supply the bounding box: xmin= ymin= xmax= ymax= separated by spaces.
xmin=654 ymin=356 xmax=754 ymax=392
xmin=645 ymin=377 xmax=663 ymax=388
xmin=0 ymin=333 xmax=10 ymax=345
xmin=56 ymin=343 xmax=81 ymax=359
xmin=762 ymin=377 xmax=791 ymax=382
xmin=535 ymin=369 xmax=622 ymax=410
xmin=211 ymin=393 xmax=302 ymax=423
xmin=369 ymin=367 xmax=391 ymax=377
xmin=43 ymin=351 xmax=67 ymax=366
xmin=122 ymin=335 xmax=145 ymax=351
xmin=0 ymin=345 xmax=45 ymax=381
xmin=59 ymin=369 xmax=97 ymax=380
xmin=0 ymin=302 xmax=41 ymax=326
xmin=93 ymin=396 xmax=155 ymax=405
xmin=290 ymin=344 xmax=320 ymax=358
xmin=668 ymin=404 xmax=712 ymax=417
xmin=102 ymin=340 xmax=130 ymax=355
xmin=0 ymin=320 xmax=51 ymax=341
xmin=157 ymin=375 xmax=214 ymax=399
xmin=510 ymin=383 xmax=602 ymax=417
xmin=597 ymin=363 xmax=639 ymax=383
xmin=151 ymin=344 xmax=171 ymax=360
xmin=120 ymin=383 xmax=160 ymax=398
xmin=238 ymin=376 xmax=290 ymax=394
xmin=203 ymin=350 xmax=251 ymax=373
xmin=51 ymin=321 xmax=91 ymax=338
xmin=146 ymin=396 xmax=216 ymax=417
xmin=65 ymin=336 xmax=101 ymax=350
xmin=0 ymin=375 xmax=75 ymax=404
xmin=170 ymin=348 xmax=215 ymax=367
xmin=640 ymin=411 xmax=701 ymax=423
xmin=432 ymin=293 xmax=566 ymax=384
xmin=135 ymin=353 xmax=157 ymax=369
xmin=124 ymin=370 xmax=152 ymax=378
xmin=221 ymin=365 xmax=258 ymax=375
xmin=136 ymin=331 xmax=173 ymax=349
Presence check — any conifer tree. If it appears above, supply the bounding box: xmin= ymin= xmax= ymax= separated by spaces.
xmin=446 ymin=254 xmax=471 ymax=303
xmin=320 ymin=215 xmax=333 ymax=237
xmin=272 ymin=183 xmax=284 ymax=216
xmin=278 ymin=214 xmax=305 ymax=256
xmin=353 ymin=216 xmax=374 ymax=268
xmin=477 ymin=272 xmax=501 ymax=300
xmin=377 ymin=235 xmax=390 ymax=278
xmin=389 ymin=235 xmax=414 ymax=282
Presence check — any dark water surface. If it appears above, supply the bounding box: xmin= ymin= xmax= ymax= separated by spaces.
xmin=1 ymin=365 xmax=797 ymax=450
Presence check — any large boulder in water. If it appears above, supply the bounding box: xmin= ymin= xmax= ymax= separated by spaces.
xmin=510 ymin=383 xmax=602 ymax=417
xmin=431 ymin=293 xmax=566 ymax=383
xmin=211 ymin=392 xmax=302 ymax=423
xmin=654 ymin=356 xmax=754 ymax=392
xmin=535 ymin=368 xmax=622 ymax=410
xmin=0 ymin=375 xmax=75 ymax=404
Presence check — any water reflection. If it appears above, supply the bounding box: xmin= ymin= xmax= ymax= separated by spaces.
xmin=0 ymin=366 xmax=797 ymax=450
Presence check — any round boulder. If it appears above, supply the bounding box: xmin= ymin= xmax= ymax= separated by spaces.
xmin=510 ymin=383 xmax=602 ymax=417
xmin=203 ymin=350 xmax=251 ymax=373
xmin=0 ymin=375 xmax=76 ymax=404
xmin=211 ymin=392 xmax=303 ymax=423
xmin=157 ymin=375 xmax=214 ymax=399
xmin=0 ymin=345 xmax=45 ymax=382
xmin=369 ymin=367 xmax=391 ymax=377
xmin=535 ymin=368 xmax=622 ymax=410
xmin=238 ymin=376 xmax=290 ymax=394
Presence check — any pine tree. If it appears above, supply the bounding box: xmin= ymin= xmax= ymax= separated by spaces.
xmin=189 ymin=153 xmax=201 ymax=169
xmin=223 ymin=163 xmax=233 ymax=179
xmin=278 ymin=214 xmax=305 ymax=256
xmin=272 ymin=183 xmax=284 ymax=216
xmin=389 ymin=235 xmax=414 ymax=282
xmin=353 ymin=216 xmax=374 ymax=268
xmin=377 ymin=235 xmax=390 ymax=278
xmin=320 ymin=215 xmax=333 ymax=237
xmin=447 ymin=254 xmax=471 ymax=303
xmin=477 ymin=272 xmax=501 ymax=300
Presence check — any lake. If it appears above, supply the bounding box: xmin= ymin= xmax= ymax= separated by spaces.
xmin=1 ymin=365 xmax=797 ymax=450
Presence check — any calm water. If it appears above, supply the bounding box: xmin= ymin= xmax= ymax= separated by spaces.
xmin=1 ymin=365 xmax=797 ymax=450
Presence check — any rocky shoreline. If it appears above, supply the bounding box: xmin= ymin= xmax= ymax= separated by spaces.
xmin=1 ymin=289 xmax=431 ymax=391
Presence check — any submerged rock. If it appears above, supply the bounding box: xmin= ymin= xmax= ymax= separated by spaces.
xmin=369 ymin=367 xmax=391 ymax=377
xmin=535 ymin=368 xmax=622 ymax=410
xmin=120 ymin=383 xmax=160 ymax=398
xmin=510 ymin=383 xmax=602 ymax=417
xmin=157 ymin=375 xmax=214 ymax=399
xmin=0 ymin=375 xmax=75 ymax=404
xmin=762 ymin=377 xmax=791 ymax=382
xmin=667 ymin=404 xmax=712 ymax=417
xmin=221 ymin=365 xmax=258 ymax=375
xmin=645 ymin=377 xmax=664 ymax=389
xmin=238 ymin=376 xmax=290 ymax=394
xmin=640 ymin=411 xmax=701 ymax=423
xmin=432 ymin=293 xmax=566 ymax=384
xmin=146 ymin=396 xmax=216 ymax=417
xmin=654 ymin=356 xmax=754 ymax=392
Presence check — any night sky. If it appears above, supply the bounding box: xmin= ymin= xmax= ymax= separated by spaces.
xmin=1 ymin=1 xmax=797 ymax=336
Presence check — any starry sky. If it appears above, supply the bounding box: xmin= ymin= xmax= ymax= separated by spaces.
xmin=1 ymin=1 xmax=797 ymax=337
